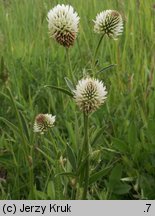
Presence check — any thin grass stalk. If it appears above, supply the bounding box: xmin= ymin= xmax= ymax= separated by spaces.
xmin=82 ymin=113 xmax=89 ymax=200
xmin=7 ymin=88 xmax=34 ymax=198
xmin=7 ymin=88 xmax=28 ymax=152
xmin=66 ymin=48 xmax=75 ymax=85
xmin=71 ymin=187 xmax=76 ymax=200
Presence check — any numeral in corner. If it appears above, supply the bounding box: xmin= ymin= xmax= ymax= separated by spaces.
xmin=145 ymin=204 xmax=151 ymax=213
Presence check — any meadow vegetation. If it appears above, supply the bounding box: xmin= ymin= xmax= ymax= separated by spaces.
xmin=0 ymin=0 xmax=155 ymax=199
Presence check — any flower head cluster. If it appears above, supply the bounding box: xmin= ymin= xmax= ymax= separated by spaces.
xmin=47 ymin=4 xmax=80 ymax=47
xmin=33 ymin=114 xmax=56 ymax=134
xmin=93 ymin=10 xmax=123 ymax=39
xmin=74 ymin=77 xmax=107 ymax=114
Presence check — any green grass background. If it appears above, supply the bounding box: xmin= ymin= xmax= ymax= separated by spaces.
xmin=0 ymin=0 xmax=155 ymax=199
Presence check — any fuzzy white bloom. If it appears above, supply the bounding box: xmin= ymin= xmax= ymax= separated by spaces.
xmin=47 ymin=4 xmax=80 ymax=47
xmin=93 ymin=10 xmax=123 ymax=39
xmin=74 ymin=77 xmax=107 ymax=114
xmin=33 ymin=114 xmax=56 ymax=134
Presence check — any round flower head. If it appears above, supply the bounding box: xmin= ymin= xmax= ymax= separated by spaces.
xmin=33 ymin=114 xmax=56 ymax=134
xmin=47 ymin=4 xmax=80 ymax=47
xmin=93 ymin=10 xmax=123 ymax=39
xmin=74 ymin=77 xmax=107 ymax=114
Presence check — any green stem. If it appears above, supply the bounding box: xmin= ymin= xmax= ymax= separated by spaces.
xmin=93 ymin=34 xmax=105 ymax=67
xmin=71 ymin=188 xmax=76 ymax=200
xmin=66 ymin=48 xmax=75 ymax=85
xmin=82 ymin=113 xmax=89 ymax=200
xmin=29 ymin=165 xmax=34 ymax=198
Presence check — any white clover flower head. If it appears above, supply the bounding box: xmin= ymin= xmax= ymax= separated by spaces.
xmin=47 ymin=4 xmax=80 ymax=47
xmin=74 ymin=77 xmax=107 ymax=114
xmin=33 ymin=114 xmax=56 ymax=134
xmin=93 ymin=10 xmax=123 ymax=39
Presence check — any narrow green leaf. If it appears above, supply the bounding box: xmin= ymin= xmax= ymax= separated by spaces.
xmin=54 ymin=160 xmax=64 ymax=199
xmin=64 ymin=77 xmax=75 ymax=92
xmin=101 ymin=147 xmax=120 ymax=154
xmin=89 ymin=166 xmax=112 ymax=185
xmin=66 ymin=122 xmax=76 ymax=149
xmin=109 ymin=164 xmax=122 ymax=186
xmin=66 ymin=143 xmax=77 ymax=171
xmin=33 ymin=189 xmax=48 ymax=200
xmin=36 ymin=147 xmax=54 ymax=164
xmin=55 ymin=172 xmax=76 ymax=178
xmin=7 ymin=88 xmax=27 ymax=145
xmin=19 ymin=111 xmax=30 ymax=141
xmin=112 ymin=138 xmax=128 ymax=153
xmin=77 ymin=153 xmax=90 ymax=175
xmin=47 ymin=181 xmax=55 ymax=199
xmin=0 ymin=117 xmax=20 ymax=134
xmin=113 ymin=183 xmax=131 ymax=195
xmin=0 ymin=154 xmax=13 ymax=163
xmin=91 ymin=127 xmax=104 ymax=147
xmin=0 ymin=92 xmax=24 ymax=110
xmin=43 ymin=85 xmax=73 ymax=97
xmin=97 ymin=64 xmax=117 ymax=73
